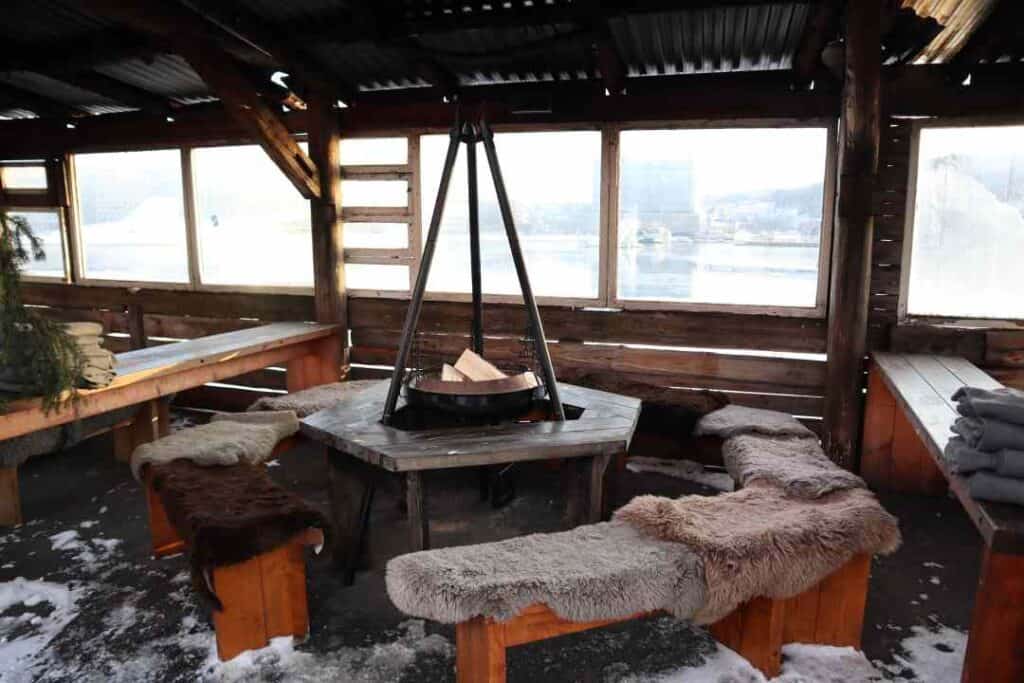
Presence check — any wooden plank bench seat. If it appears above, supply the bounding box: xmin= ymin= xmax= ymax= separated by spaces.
xmin=861 ymin=351 xmax=1024 ymax=683
xmin=0 ymin=322 xmax=340 ymax=526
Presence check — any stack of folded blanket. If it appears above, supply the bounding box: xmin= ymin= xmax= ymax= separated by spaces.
xmin=944 ymin=386 xmax=1024 ymax=505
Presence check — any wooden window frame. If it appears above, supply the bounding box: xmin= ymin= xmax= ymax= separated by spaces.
xmin=3 ymin=206 xmax=71 ymax=283
xmin=899 ymin=116 xmax=1024 ymax=328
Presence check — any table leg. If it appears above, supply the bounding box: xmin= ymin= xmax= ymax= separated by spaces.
xmin=0 ymin=465 xmax=21 ymax=527
xmin=962 ymin=546 xmax=1024 ymax=683
xmin=565 ymin=454 xmax=612 ymax=527
xmin=406 ymin=472 xmax=429 ymax=551
xmin=326 ymin=449 xmax=376 ymax=585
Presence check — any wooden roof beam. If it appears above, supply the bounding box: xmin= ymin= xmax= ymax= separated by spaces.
xmin=76 ymin=0 xmax=320 ymax=199
xmin=792 ymin=0 xmax=843 ymax=86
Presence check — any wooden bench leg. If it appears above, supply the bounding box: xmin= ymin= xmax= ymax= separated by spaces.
xmin=781 ymin=553 xmax=871 ymax=648
xmin=709 ymin=596 xmax=785 ymax=677
xmin=0 ymin=465 xmax=22 ymax=527
xmin=145 ymin=478 xmax=185 ymax=558
xmin=113 ymin=399 xmax=163 ymax=463
xmin=287 ymin=336 xmax=341 ymax=392
xmin=212 ymin=537 xmax=312 ymax=661
xmin=962 ymin=547 xmax=1024 ymax=683
xmin=456 ymin=617 xmax=507 ymax=683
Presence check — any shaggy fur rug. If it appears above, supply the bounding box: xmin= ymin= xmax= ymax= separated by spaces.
xmin=695 ymin=405 xmax=815 ymax=440
xmin=249 ymin=380 xmax=381 ymax=417
xmin=130 ymin=411 xmax=299 ymax=480
xmin=150 ymin=460 xmax=329 ymax=610
xmin=386 ymin=521 xmax=705 ymax=624
xmin=723 ymin=434 xmax=866 ymax=499
xmin=614 ymin=486 xmax=901 ymax=623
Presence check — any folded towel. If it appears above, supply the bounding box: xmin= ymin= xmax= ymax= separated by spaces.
xmin=968 ymin=471 xmax=1024 ymax=506
xmin=954 ymin=386 xmax=1024 ymax=427
xmin=130 ymin=410 xmax=299 ymax=480
xmin=952 ymin=417 xmax=1024 ymax=453
xmin=944 ymin=437 xmax=998 ymax=474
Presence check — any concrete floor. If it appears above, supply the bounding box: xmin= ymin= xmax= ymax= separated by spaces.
xmin=0 ymin=417 xmax=981 ymax=682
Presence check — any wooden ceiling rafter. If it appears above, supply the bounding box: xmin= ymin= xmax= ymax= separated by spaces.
xmin=791 ymin=0 xmax=843 ymax=86
xmin=76 ymin=0 xmax=321 ymax=200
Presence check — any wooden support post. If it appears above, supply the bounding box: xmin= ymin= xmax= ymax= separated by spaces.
xmin=406 ymin=471 xmax=429 ymax=551
xmin=126 ymin=303 xmax=147 ymax=349
xmin=709 ymin=596 xmax=786 ymax=677
xmin=326 ymin=449 xmax=377 ymax=584
xmin=823 ymin=0 xmax=882 ymax=470
xmin=0 ymin=466 xmax=22 ymax=527
xmin=113 ymin=399 xmax=162 ymax=462
xmin=962 ymin=548 xmax=1024 ymax=683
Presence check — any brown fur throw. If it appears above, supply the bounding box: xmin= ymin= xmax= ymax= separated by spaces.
xmin=695 ymin=405 xmax=815 ymax=440
xmin=248 ymin=380 xmax=381 ymax=417
xmin=150 ymin=460 xmax=330 ymax=610
xmin=386 ymin=521 xmax=705 ymax=624
xmin=614 ymin=486 xmax=900 ymax=623
xmin=723 ymin=434 xmax=867 ymax=498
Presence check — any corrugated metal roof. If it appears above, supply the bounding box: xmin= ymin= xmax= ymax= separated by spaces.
xmin=904 ymin=0 xmax=999 ymax=63
xmin=96 ymin=55 xmax=211 ymax=105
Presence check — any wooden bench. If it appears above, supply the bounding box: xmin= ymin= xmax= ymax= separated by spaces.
xmin=0 ymin=322 xmax=340 ymax=526
xmin=862 ymin=351 xmax=1024 ymax=683
xmin=455 ymin=554 xmax=871 ymax=682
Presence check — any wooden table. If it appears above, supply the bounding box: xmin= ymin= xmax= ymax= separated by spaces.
xmin=300 ymin=380 xmax=641 ymax=583
xmin=861 ymin=351 xmax=1024 ymax=683
xmin=0 ymin=322 xmax=340 ymax=526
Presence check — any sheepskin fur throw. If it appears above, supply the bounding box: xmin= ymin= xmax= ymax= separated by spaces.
xmin=130 ymin=410 xmax=299 ymax=480
xmin=386 ymin=521 xmax=705 ymax=624
xmin=723 ymin=434 xmax=867 ymax=498
xmin=695 ymin=405 xmax=815 ymax=439
xmin=150 ymin=460 xmax=329 ymax=611
xmin=248 ymin=380 xmax=381 ymax=417
xmin=614 ymin=486 xmax=900 ymax=623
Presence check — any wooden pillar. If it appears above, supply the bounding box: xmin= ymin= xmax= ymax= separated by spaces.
xmin=126 ymin=303 xmax=147 ymax=349
xmin=823 ymin=0 xmax=882 ymax=469
xmin=307 ymin=90 xmax=347 ymax=381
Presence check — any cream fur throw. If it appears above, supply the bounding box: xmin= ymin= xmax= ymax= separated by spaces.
xmin=248 ymin=380 xmax=380 ymax=417
xmin=130 ymin=410 xmax=299 ymax=481
xmin=386 ymin=521 xmax=705 ymax=624
xmin=695 ymin=405 xmax=815 ymax=439
xmin=723 ymin=434 xmax=866 ymax=498
xmin=614 ymin=486 xmax=900 ymax=623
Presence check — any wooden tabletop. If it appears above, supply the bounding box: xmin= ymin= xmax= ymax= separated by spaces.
xmin=300 ymin=380 xmax=642 ymax=472
xmin=872 ymin=351 xmax=1024 ymax=553
xmin=0 ymin=322 xmax=339 ymax=441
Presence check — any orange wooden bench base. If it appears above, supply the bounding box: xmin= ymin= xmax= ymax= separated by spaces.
xmin=455 ymin=554 xmax=871 ymax=682
xmin=144 ymin=476 xmax=321 ymax=660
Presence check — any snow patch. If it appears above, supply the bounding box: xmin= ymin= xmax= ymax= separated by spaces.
xmin=626 ymin=457 xmax=734 ymax=492
xmin=0 ymin=578 xmax=81 ymax=681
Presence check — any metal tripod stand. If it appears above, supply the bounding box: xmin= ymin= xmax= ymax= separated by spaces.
xmin=381 ymin=113 xmax=565 ymax=424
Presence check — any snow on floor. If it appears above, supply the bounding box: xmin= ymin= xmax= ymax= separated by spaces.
xmin=626 ymin=457 xmax=735 ymax=492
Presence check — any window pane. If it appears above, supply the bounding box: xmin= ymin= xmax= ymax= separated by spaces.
xmin=908 ymin=126 xmax=1024 ymax=319
xmin=342 ymin=180 xmax=408 ymax=207
xmin=420 ymin=131 xmax=601 ymax=299
xmin=2 ymin=165 xmax=47 ymax=190
xmin=343 ymin=222 xmax=408 ymax=249
xmin=618 ymin=128 xmax=827 ymax=307
xmin=8 ymin=210 xmax=64 ymax=277
xmin=76 ymin=149 xmax=188 ymax=282
xmin=346 ymin=263 xmax=409 ymax=290
xmin=192 ymin=145 xmax=313 ymax=287
xmin=340 ymin=137 xmax=408 ymax=165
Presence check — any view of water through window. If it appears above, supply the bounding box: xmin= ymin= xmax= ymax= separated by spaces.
xmin=908 ymin=125 xmax=1024 ymax=320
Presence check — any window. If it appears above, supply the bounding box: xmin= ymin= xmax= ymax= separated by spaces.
xmin=1 ymin=164 xmax=47 ymax=191
xmin=192 ymin=144 xmax=313 ymax=287
xmin=906 ymin=123 xmax=1024 ymax=320
xmin=341 ymin=136 xmax=413 ymax=292
xmin=617 ymin=128 xmax=829 ymax=308
xmin=420 ymin=130 xmax=602 ymax=299
xmin=75 ymin=149 xmax=189 ymax=283
xmin=7 ymin=209 xmax=64 ymax=278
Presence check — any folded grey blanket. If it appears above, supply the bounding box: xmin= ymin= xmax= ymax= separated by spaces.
xmin=695 ymin=405 xmax=816 ymax=440
xmin=723 ymin=434 xmax=866 ymax=499
xmin=954 ymin=386 xmax=1024 ymax=426
xmin=952 ymin=416 xmax=1024 ymax=453
xmin=945 ymin=437 xmax=1024 ymax=478
xmin=969 ymin=471 xmax=1024 ymax=506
